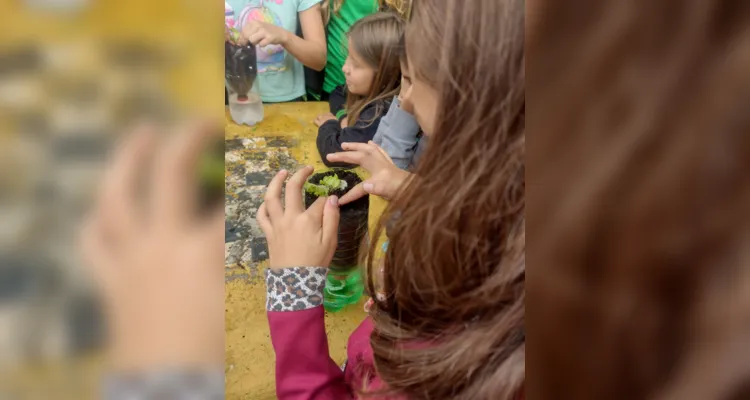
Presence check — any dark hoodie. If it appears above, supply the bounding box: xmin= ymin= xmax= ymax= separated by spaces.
xmin=317 ymin=88 xmax=391 ymax=168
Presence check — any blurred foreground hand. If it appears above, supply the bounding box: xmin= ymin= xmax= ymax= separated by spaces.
xmin=79 ymin=120 xmax=224 ymax=372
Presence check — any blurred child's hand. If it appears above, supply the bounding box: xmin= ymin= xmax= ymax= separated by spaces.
xmin=314 ymin=113 xmax=337 ymax=127
xmin=256 ymin=166 xmax=340 ymax=269
xmin=326 ymin=141 xmax=412 ymax=205
xmin=80 ymin=121 xmax=224 ymax=371
xmin=240 ymin=20 xmax=291 ymax=47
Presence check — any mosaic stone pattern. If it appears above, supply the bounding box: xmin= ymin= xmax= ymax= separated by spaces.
xmin=224 ymin=103 xmax=330 ymax=281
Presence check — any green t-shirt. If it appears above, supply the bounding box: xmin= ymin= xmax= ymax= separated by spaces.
xmin=228 ymin=0 xmax=321 ymax=102
xmin=322 ymin=0 xmax=380 ymax=94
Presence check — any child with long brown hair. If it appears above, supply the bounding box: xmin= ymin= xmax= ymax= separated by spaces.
xmin=529 ymin=1 xmax=750 ymax=399
xmin=314 ymin=12 xmax=403 ymax=168
xmin=319 ymin=0 xmax=381 ymax=105
xmin=320 ymin=0 xmax=411 ymax=107
xmin=82 ymin=0 xmax=524 ymax=399
xmin=261 ymin=0 xmax=525 ymax=398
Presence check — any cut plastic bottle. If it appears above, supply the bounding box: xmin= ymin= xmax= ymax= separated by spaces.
xmin=225 ymin=40 xmax=263 ymax=126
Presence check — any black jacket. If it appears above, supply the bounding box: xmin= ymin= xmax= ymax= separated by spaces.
xmin=317 ymin=96 xmax=391 ymax=168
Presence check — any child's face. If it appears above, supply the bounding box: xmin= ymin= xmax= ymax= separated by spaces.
xmin=342 ymin=39 xmax=375 ymax=95
xmin=400 ymin=59 xmax=412 ymax=94
xmin=406 ymin=56 xmax=439 ymax=136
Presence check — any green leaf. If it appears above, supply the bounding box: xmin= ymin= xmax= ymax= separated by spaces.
xmin=304 ymin=173 xmax=348 ymax=197
xmin=304 ymin=182 xmax=330 ymax=197
xmin=321 ymin=175 xmax=340 ymax=188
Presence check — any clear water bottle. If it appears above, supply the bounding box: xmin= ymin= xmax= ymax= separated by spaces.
xmin=227 ymin=81 xmax=264 ymax=126
xmin=225 ymin=40 xmax=263 ymax=126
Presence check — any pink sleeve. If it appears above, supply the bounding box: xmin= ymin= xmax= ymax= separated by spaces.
xmin=265 ymin=267 xmax=352 ymax=400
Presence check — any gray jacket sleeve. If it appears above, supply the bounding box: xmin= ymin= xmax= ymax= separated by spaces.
xmin=372 ymin=96 xmax=421 ymax=170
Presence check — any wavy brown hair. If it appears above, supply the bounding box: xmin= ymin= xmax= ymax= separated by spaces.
xmin=344 ymin=12 xmax=403 ymax=127
xmin=365 ymin=0 xmax=525 ymax=399
xmin=528 ymin=1 xmax=750 ymax=399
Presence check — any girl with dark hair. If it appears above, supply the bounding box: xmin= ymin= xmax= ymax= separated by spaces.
xmin=314 ymin=12 xmax=405 ymax=168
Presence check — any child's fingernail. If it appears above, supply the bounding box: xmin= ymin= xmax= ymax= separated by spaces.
xmin=328 ymin=196 xmax=339 ymax=206
xmin=363 ymin=183 xmax=374 ymax=192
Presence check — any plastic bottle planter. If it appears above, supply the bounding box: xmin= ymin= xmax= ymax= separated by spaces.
xmin=224 ymin=41 xmax=257 ymax=101
xmin=225 ymin=40 xmax=264 ymax=126
xmin=304 ymin=169 xmax=370 ymax=271
xmin=304 ymin=169 xmax=369 ymax=311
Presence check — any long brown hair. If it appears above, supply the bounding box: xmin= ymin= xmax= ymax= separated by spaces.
xmin=365 ymin=0 xmax=525 ymax=399
xmin=344 ymin=12 xmax=403 ymax=127
xmin=528 ymin=1 xmax=750 ymax=399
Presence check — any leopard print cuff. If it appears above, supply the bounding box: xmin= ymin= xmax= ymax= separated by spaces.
xmin=265 ymin=267 xmax=327 ymax=312
xmin=103 ymin=370 xmax=224 ymax=400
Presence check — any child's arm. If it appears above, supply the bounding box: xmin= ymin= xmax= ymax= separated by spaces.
xmin=240 ymin=3 xmax=327 ymax=71
xmin=372 ymin=97 xmax=421 ymax=170
xmin=317 ymin=104 xmax=385 ymax=168
xmin=287 ymin=3 xmax=327 ymax=71
xmin=265 ymin=267 xmax=352 ymax=399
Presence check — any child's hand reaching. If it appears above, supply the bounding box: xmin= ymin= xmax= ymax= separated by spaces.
xmin=80 ymin=121 xmax=224 ymax=371
xmin=326 ymin=141 xmax=412 ymax=205
xmin=240 ymin=20 xmax=291 ymax=47
xmin=256 ymin=166 xmax=340 ymax=269
xmin=314 ymin=113 xmax=337 ymax=127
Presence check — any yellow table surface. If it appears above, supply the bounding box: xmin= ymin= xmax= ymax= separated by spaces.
xmin=224 ymin=102 xmax=387 ymax=400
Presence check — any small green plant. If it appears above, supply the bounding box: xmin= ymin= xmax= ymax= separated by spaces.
xmin=304 ymin=174 xmax=348 ymax=197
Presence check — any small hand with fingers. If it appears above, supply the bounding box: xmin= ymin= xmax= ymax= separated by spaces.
xmin=240 ymin=20 xmax=290 ymax=47
xmin=256 ymin=166 xmax=341 ymax=270
xmin=314 ymin=113 xmax=338 ymax=127
xmin=80 ymin=120 xmax=225 ymax=370
xmin=326 ymin=141 xmax=412 ymax=205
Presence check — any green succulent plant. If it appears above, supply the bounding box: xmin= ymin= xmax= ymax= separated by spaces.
xmin=304 ymin=174 xmax=348 ymax=197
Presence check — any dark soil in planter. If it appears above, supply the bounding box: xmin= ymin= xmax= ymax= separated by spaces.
xmin=225 ymin=41 xmax=257 ymax=100
xmin=304 ymin=169 xmax=369 ymax=272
